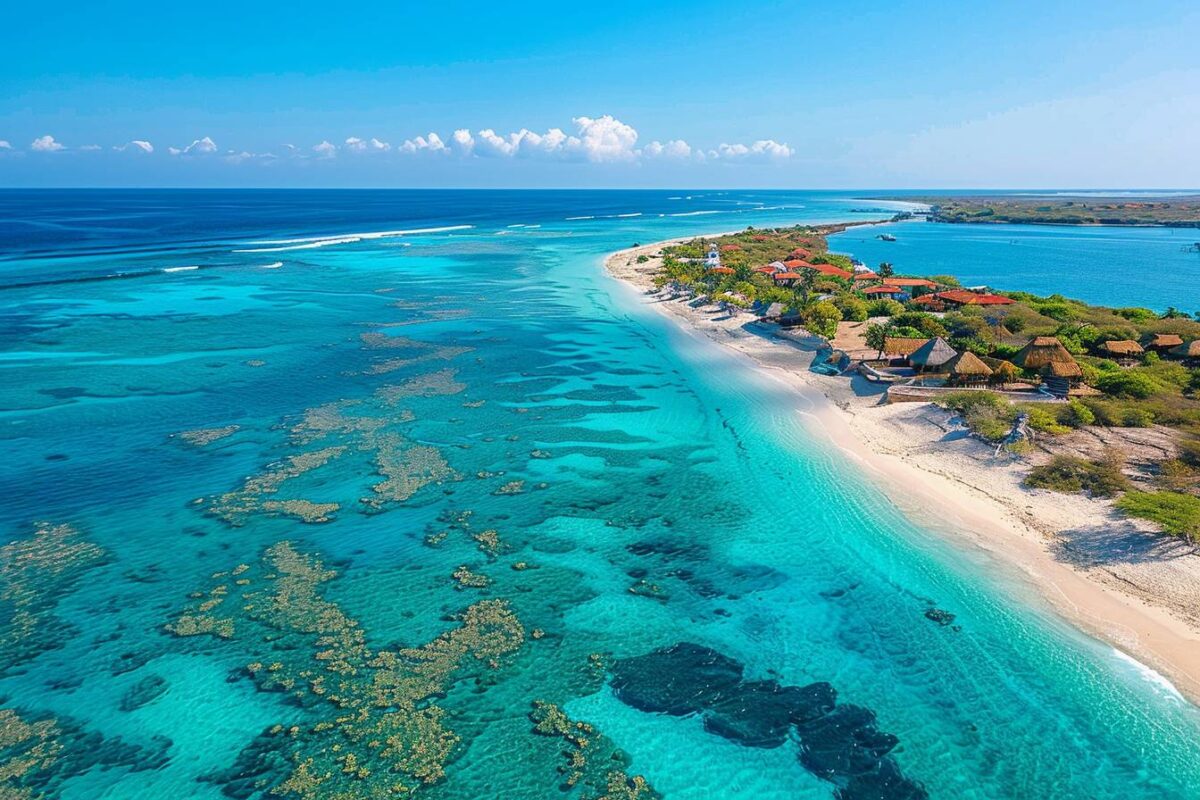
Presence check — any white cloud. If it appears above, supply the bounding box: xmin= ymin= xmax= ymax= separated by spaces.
xmin=571 ymin=115 xmax=638 ymax=162
xmin=312 ymin=140 xmax=337 ymax=158
xmin=643 ymin=139 xmax=692 ymax=159
xmin=450 ymin=129 xmax=474 ymax=156
xmin=712 ymin=139 xmax=793 ymax=161
xmin=31 ymin=135 xmax=64 ymax=152
xmin=0 ymin=141 xmax=10 ymax=150
xmin=345 ymin=136 xmax=391 ymax=153
xmin=474 ymin=128 xmax=516 ymax=158
xmin=170 ymin=136 xmax=217 ymax=156
xmin=115 ymin=140 xmax=153 ymax=153
xmin=400 ymin=133 xmax=447 ymax=154
xmin=79 ymin=144 xmax=103 ymax=152
xmin=225 ymin=150 xmax=278 ymax=164
xmin=441 ymin=115 xmax=638 ymax=162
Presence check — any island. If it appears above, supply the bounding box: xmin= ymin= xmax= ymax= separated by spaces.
xmin=892 ymin=194 xmax=1200 ymax=228
xmin=607 ymin=223 xmax=1200 ymax=698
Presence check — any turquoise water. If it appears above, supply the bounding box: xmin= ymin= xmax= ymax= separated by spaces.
xmin=829 ymin=218 xmax=1200 ymax=311
xmin=1 ymin=190 xmax=1199 ymax=799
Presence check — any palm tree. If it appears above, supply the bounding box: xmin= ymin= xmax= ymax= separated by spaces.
xmin=878 ymin=262 xmax=894 ymax=279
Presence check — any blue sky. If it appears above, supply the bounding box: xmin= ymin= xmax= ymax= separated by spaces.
xmin=2 ymin=0 xmax=1198 ymax=188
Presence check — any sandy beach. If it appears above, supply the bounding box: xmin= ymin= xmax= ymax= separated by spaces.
xmin=605 ymin=237 xmax=1200 ymax=703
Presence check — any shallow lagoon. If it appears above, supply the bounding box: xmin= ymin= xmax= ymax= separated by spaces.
xmin=1 ymin=190 xmax=1199 ymax=799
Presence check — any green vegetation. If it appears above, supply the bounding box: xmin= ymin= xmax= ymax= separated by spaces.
xmin=1024 ymin=453 xmax=1131 ymax=497
xmin=649 ymin=224 xmax=1200 ymax=545
xmin=905 ymin=195 xmax=1200 ymax=227
xmin=1115 ymin=492 xmax=1200 ymax=542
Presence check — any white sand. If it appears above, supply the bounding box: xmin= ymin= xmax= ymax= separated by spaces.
xmin=605 ymin=239 xmax=1200 ymax=702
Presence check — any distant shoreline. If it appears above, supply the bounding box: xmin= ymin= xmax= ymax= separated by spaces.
xmin=873 ymin=195 xmax=1200 ymax=228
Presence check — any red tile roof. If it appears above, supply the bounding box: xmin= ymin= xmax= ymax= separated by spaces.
xmin=852 ymin=271 xmax=879 ymax=281
xmin=935 ymin=289 xmax=1015 ymax=306
xmin=708 ymin=266 xmax=735 ymax=274
xmin=886 ymin=278 xmax=938 ymax=288
xmin=862 ymin=285 xmax=904 ymax=295
xmin=773 ymin=272 xmax=804 ymax=281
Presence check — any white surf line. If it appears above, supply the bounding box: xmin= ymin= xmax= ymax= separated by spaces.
xmin=233 ymin=225 xmax=475 ymax=253
xmin=1111 ymin=648 xmax=1186 ymax=702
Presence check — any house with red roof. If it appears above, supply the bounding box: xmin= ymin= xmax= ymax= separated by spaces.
xmin=861 ymin=285 xmax=907 ymax=301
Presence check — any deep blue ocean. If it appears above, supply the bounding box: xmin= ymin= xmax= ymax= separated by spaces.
xmin=2 ymin=189 xmax=1199 ymax=800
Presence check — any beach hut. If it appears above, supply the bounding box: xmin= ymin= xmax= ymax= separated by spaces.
xmin=1169 ymin=339 xmax=1200 ymax=365
xmin=881 ymin=336 xmax=928 ymax=365
xmin=1099 ymin=339 xmax=1144 ymax=366
xmin=1040 ymin=360 xmax=1085 ymax=396
xmin=908 ymin=336 xmax=957 ymax=372
xmin=943 ymin=351 xmax=994 ymax=386
xmin=1146 ymin=333 xmax=1184 ymax=352
xmin=1013 ymin=336 xmax=1083 ymax=394
xmin=1012 ymin=336 xmax=1078 ymax=373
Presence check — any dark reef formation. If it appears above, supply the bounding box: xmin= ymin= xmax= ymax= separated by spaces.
xmin=611 ymin=643 xmax=927 ymax=800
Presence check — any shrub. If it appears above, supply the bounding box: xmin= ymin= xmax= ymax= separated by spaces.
xmin=1063 ymin=399 xmax=1096 ymax=428
xmin=801 ymin=301 xmax=842 ymax=339
xmin=1024 ymin=453 xmax=1131 ymax=497
xmin=834 ymin=294 xmax=869 ymax=322
xmin=866 ymin=299 xmax=904 ymax=317
xmin=1095 ymin=370 xmax=1159 ymax=399
xmin=1121 ymin=408 xmax=1155 ymax=427
xmin=890 ymin=312 xmax=948 ymax=338
xmin=1116 ymin=491 xmax=1200 ymax=542
xmin=1022 ymin=405 xmax=1071 ymax=435
xmin=936 ymin=391 xmax=1015 ymax=442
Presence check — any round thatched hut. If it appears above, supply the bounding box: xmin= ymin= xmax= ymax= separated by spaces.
xmin=1100 ymin=339 xmax=1144 ymax=365
xmin=1012 ymin=336 xmax=1081 ymax=374
xmin=908 ymin=336 xmax=957 ymax=372
xmin=943 ymin=351 xmax=994 ymax=386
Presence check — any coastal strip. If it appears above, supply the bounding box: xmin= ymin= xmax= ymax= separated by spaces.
xmin=603 ymin=234 xmax=1200 ymax=704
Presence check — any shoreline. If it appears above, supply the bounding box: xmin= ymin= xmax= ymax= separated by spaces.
xmin=603 ymin=234 xmax=1200 ymax=705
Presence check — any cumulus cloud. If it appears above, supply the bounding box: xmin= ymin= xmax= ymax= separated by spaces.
xmin=400 ymin=133 xmax=448 ymax=154
xmin=450 ymin=129 xmax=474 ymax=156
xmin=643 ymin=139 xmax=693 ymax=159
xmin=571 ymin=115 xmax=638 ymax=162
xmin=169 ymin=136 xmax=217 ymax=156
xmin=115 ymin=140 xmax=153 ymax=153
xmin=312 ymin=140 xmax=337 ymax=158
xmin=31 ymin=135 xmax=64 ymax=152
xmin=711 ymin=139 xmax=793 ymax=161
xmin=0 ymin=140 xmax=10 ymax=150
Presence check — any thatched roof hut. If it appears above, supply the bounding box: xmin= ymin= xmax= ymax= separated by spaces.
xmin=1012 ymin=336 xmax=1080 ymax=373
xmin=1041 ymin=360 xmax=1084 ymax=379
xmin=944 ymin=351 xmax=993 ymax=383
xmin=908 ymin=337 xmax=957 ymax=371
xmin=882 ymin=337 xmax=928 ymax=357
xmin=1169 ymin=339 xmax=1200 ymax=360
xmin=1101 ymin=340 xmax=1144 ymax=357
xmin=1147 ymin=333 xmax=1184 ymax=350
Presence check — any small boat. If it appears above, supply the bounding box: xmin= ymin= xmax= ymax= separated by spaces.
xmin=876 ymin=234 xmax=897 ymax=242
